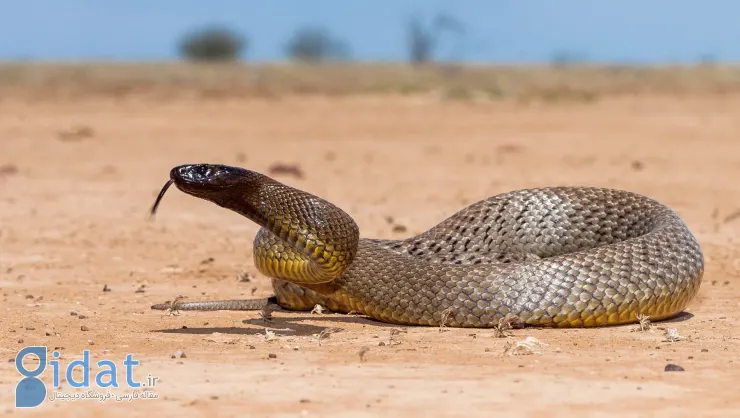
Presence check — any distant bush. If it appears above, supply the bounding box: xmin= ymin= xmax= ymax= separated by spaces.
xmin=285 ymin=27 xmax=351 ymax=63
xmin=179 ymin=26 xmax=246 ymax=62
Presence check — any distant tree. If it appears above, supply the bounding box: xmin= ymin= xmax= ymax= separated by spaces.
xmin=179 ymin=26 xmax=246 ymax=62
xmin=285 ymin=27 xmax=351 ymax=63
xmin=406 ymin=12 xmax=465 ymax=65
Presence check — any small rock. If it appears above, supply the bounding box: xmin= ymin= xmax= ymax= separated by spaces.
xmin=299 ymin=399 xmax=310 ymax=404
xmin=17 ymin=339 xmax=24 ymax=344
xmin=268 ymin=353 xmax=277 ymax=359
xmin=78 ymin=314 xmax=88 ymax=320
xmin=701 ymin=348 xmax=709 ymax=352
xmin=392 ymin=224 xmax=408 ymax=233
xmin=664 ymin=363 xmax=685 ymax=372
xmin=267 ymin=163 xmax=304 ymax=179
xmin=102 ymin=284 xmax=111 ymax=292
xmin=70 ymin=311 xmax=78 ymax=316
xmin=80 ymin=325 xmax=90 ymax=331
xmin=58 ymin=125 xmax=95 ymax=141
xmin=0 ymin=164 xmax=19 ymax=176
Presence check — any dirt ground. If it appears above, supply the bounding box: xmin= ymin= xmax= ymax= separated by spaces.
xmin=1 ymin=92 xmax=739 ymax=417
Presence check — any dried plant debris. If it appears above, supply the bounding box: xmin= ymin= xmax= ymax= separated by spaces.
xmin=493 ymin=314 xmax=520 ymax=338
xmin=388 ymin=328 xmax=407 ymax=346
xmin=663 ymin=328 xmax=689 ymax=342
xmin=317 ymin=327 xmax=343 ymax=346
xmin=310 ymin=304 xmax=326 ymax=315
xmin=438 ymin=307 xmax=455 ymax=332
xmin=263 ymin=328 xmax=279 ymax=342
xmin=632 ymin=314 xmax=652 ymax=332
xmin=158 ymin=295 xmax=187 ymax=316
xmin=358 ymin=347 xmax=370 ymax=362
xmin=237 ymin=271 xmax=254 ymax=282
xmin=503 ymin=336 xmax=548 ymax=356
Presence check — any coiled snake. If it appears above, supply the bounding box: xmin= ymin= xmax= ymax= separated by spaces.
xmin=150 ymin=164 xmax=704 ymax=328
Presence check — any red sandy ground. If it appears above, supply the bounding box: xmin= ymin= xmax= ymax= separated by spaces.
xmin=0 ymin=94 xmax=739 ymax=417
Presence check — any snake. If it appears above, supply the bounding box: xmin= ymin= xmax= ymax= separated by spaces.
xmin=149 ymin=164 xmax=704 ymax=328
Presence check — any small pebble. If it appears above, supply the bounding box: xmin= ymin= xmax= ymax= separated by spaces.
xmin=268 ymin=353 xmax=277 ymax=359
xmin=665 ymin=363 xmax=685 ymax=372
xmin=392 ymin=224 xmax=408 ymax=233
xmin=701 ymin=348 xmax=709 ymax=352
xmin=102 ymin=285 xmax=111 ymax=292
xmin=78 ymin=314 xmax=88 ymax=319
xmin=70 ymin=311 xmax=78 ymax=316
xmin=80 ymin=325 xmax=90 ymax=331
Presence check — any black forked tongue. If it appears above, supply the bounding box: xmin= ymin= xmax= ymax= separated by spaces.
xmin=149 ymin=178 xmax=174 ymax=218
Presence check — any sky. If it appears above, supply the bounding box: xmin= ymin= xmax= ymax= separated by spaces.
xmin=1 ymin=0 xmax=738 ymax=63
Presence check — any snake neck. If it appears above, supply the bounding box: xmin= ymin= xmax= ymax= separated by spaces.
xmin=184 ymin=172 xmax=361 ymax=284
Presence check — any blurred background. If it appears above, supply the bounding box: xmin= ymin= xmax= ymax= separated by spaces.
xmin=1 ymin=0 xmax=739 ymax=100
xmin=3 ymin=0 xmax=739 ymax=63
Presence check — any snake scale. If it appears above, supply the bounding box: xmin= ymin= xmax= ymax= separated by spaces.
xmin=149 ymin=164 xmax=704 ymax=328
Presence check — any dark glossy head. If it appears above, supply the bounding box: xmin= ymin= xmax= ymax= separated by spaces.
xmin=170 ymin=164 xmax=253 ymax=193
xmin=150 ymin=164 xmax=264 ymax=217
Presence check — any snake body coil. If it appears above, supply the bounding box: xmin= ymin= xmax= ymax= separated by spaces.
xmin=151 ymin=164 xmax=704 ymax=328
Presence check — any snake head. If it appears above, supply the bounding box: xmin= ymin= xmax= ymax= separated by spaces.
xmin=150 ymin=164 xmax=265 ymax=217
xmin=170 ymin=164 xmax=250 ymax=192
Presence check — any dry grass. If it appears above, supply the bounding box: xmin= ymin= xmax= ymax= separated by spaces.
xmin=2 ymin=62 xmax=740 ymax=102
